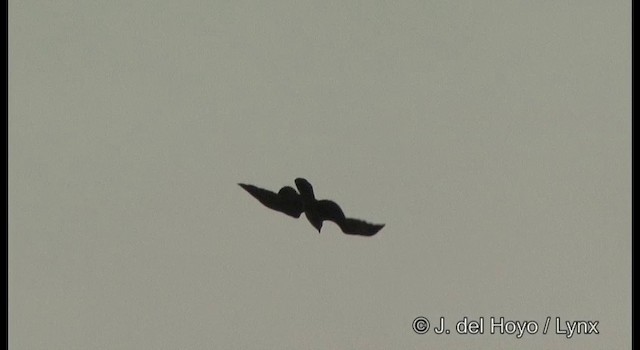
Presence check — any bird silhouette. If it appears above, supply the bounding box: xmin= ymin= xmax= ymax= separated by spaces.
xmin=238 ymin=178 xmax=384 ymax=236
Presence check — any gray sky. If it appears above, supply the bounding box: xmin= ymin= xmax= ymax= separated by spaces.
xmin=9 ymin=1 xmax=630 ymax=349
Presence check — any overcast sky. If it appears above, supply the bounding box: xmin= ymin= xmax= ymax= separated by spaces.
xmin=9 ymin=1 xmax=630 ymax=349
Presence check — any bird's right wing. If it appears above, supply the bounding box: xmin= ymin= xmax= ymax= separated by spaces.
xmin=316 ymin=199 xmax=384 ymax=236
xmin=315 ymin=199 xmax=346 ymax=222
xmin=338 ymin=218 xmax=385 ymax=236
xmin=238 ymin=183 xmax=304 ymax=218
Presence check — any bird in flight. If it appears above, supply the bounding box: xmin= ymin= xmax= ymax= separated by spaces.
xmin=238 ymin=178 xmax=384 ymax=236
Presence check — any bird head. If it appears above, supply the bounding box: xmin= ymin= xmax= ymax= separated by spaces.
xmin=294 ymin=178 xmax=315 ymax=199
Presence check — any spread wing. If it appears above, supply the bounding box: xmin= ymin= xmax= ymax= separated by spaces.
xmin=338 ymin=218 xmax=385 ymax=236
xmin=316 ymin=199 xmax=384 ymax=236
xmin=316 ymin=199 xmax=346 ymax=222
xmin=238 ymin=183 xmax=304 ymax=218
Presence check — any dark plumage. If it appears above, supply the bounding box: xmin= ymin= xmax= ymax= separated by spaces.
xmin=239 ymin=178 xmax=384 ymax=236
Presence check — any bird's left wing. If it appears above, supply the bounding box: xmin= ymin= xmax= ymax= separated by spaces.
xmin=239 ymin=183 xmax=304 ymax=218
